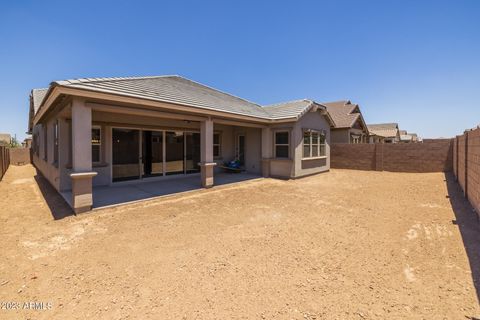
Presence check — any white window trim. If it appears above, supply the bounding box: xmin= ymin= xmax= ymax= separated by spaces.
xmin=302 ymin=129 xmax=326 ymax=160
xmin=274 ymin=130 xmax=290 ymax=159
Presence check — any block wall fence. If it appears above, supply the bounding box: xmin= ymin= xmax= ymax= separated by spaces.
xmin=0 ymin=146 xmax=10 ymax=181
xmin=331 ymin=139 xmax=453 ymax=173
xmin=9 ymin=148 xmax=32 ymax=165
xmin=453 ymin=127 xmax=480 ymax=214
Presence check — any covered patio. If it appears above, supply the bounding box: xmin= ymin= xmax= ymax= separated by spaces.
xmin=61 ymin=171 xmax=262 ymax=209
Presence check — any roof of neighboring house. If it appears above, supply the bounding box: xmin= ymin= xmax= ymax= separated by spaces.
xmin=321 ymin=100 xmax=367 ymax=130
xmin=262 ymin=98 xmax=332 ymax=122
xmin=0 ymin=133 xmax=11 ymax=144
xmin=367 ymin=123 xmax=399 ymax=138
xmin=31 ymin=88 xmax=49 ymax=114
xmin=399 ymin=130 xmax=407 ymax=135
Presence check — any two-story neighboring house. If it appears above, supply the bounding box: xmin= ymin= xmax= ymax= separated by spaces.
xmin=322 ymin=100 xmax=369 ymax=143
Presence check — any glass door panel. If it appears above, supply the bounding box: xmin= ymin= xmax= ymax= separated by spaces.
xmin=237 ymin=135 xmax=245 ymax=166
xmin=165 ymin=131 xmax=184 ymax=175
xmin=142 ymin=131 xmax=163 ymax=178
xmin=185 ymin=132 xmax=200 ymax=173
xmin=112 ymin=128 xmax=140 ymax=182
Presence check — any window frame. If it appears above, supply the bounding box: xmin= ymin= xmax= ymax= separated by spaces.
xmin=43 ymin=124 xmax=48 ymax=161
xmin=53 ymin=120 xmax=59 ymax=166
xmin=302 ymin=129 xmax=327 ymax=160
xmin=274 ymin=130 xmax=290 ymax=159
xmin=91 ymin=126 xmax=102 ymax=164
xmin=213 ymin=132 xmax=221 ymax=158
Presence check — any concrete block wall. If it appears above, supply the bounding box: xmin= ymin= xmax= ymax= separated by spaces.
xmin=457 ymin=135 xmax=467 ymax=192
xmin=455 ymin=128 xmax=480 ymax=214
xmin=9 ymin=148 xmax=31 ymax=165
xmin=331 ymin=139 xmax=453 ymax=173
xmin=382 ymin=139 xmax=453 ymax=172
xmin=330 ymin=144 xmax=376 ymax=171
xmin=0 ymin=146 xmax=9 ymax=181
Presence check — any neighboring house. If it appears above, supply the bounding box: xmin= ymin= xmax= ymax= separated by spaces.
xmin=28 ymin=76 xmax=334 ymax=213
xmin=367 ymin=123 xmax=400 ymax=143
xmin=410 ymin=133 xmax=419 ymax=142
xmin=0 ymin=133 xmax=11 ymax=146
xmin=399 ymin=130 xmax=420 ymax=143
xmin=22 ymin=137 xmax=33 ymax=148
xmin=322 ymin=100 xmax=369 ymax=143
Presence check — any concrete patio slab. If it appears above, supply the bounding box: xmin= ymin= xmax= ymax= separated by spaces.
xmin=61 ymin=172 xmax=262 ymax=209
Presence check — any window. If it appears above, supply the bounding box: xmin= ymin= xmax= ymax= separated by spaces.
xmin=92 ymin=127 xmax=101 ymax=163
xmin=43 ymin=124 xmax=48 ymax=161
xmin=274 ymin=131 xmax=289 ymax=158
xmin=303 ymin=130 xmax=326 ymax=158
xmin=213 ymin=133 xmax=221 ymax=158
xmin=53 ymin=121 xmax=59 ymax=165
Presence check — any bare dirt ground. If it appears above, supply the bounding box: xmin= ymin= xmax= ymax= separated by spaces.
xmin=1 ymin=165 xmax=480 ymax=319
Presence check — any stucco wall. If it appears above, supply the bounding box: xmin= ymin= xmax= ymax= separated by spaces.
xmin=32 ymin=120 xmax=61 ymax=191
xmin=292 ymin=111 xmax=331 ymax=178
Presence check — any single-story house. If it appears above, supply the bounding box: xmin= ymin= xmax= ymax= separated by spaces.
xmin=321 ymin=100 xmax=369 ymax=143
xmin=28 ymin=76 xmax=334 ymax=213
xmin=367 ymin=123 xmax=400 ymax=143
xmin=399 ymin=130 xmax=419 ymax=143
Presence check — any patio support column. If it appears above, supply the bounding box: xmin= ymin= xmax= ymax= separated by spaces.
xmin=199 ymin=118 xmax=216 ymax=188
xmin=70 ymin=98 xmax=97 ymax=213
xmin=261 ymin=127 xmax=272 ymax=177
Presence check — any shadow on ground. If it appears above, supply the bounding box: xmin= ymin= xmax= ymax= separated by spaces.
xmin=445 ymin=172 xmax=480 ymax=306
xmin=34 ymin=170 xmax=74 ymax=220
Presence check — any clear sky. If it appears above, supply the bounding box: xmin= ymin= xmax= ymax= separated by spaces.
xmin=1 ymin=0 xmax=479 ymax=141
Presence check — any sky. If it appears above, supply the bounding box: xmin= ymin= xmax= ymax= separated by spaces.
xmin=0 ymin=0 xmax=479 ymax=141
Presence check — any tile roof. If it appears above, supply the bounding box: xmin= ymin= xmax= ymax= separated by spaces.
xmin=0 ymin=133 xmax=11 ymax=144
xmin=367 ymin=123 xmax=399 ymax=138
xmin=321 ymin=100 xmax=361 ymax=128
xmin=51 ymin=75 xmax=274 ymax=119
xmin=262 ymin=99 xmax=321 ymax=119
xmin=31 ymin=88 xmax=49 ymax=114
xmin=33 ymin=76 xmax=335 ymax=123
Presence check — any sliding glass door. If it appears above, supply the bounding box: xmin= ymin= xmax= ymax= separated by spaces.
xmin=112 ymin=128 xmax=202 ymax=182
xmin=112 ymin=128 xmax=140 ymax=182
xmin=142 ymin=131 xmax=163 ymax=177
xmin=165 ymin=131 xmax=184 ymax=175
xmin=185 ymin=132 xmax=201 ymax=173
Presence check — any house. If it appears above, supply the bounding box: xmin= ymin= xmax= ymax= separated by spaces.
xmin=367 ymin=123 xmax=400 ymax=143
xmin=28 ymin=76 xmax=334 ymax=213
xmin=321 ymin=100 xmax=369 ymax=143
xmin=0 ymin=133 xmax=11 ymax=146
xmin=410 ymin=133 xmax=420 ymax=142
xmin=22 ymin=137 xmax=33 ymax=148
xmin=399 ymin=130 xmax=419 ymax=143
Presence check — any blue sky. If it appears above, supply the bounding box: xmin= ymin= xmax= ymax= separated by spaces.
xmin=1 ymin=0 xmax=479 ymax=140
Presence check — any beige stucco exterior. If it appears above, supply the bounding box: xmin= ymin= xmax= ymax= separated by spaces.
xmin=31 ymin=93 xmax=332 ymax=212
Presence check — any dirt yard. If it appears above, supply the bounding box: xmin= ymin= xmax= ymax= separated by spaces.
xmin=1 ymin=165 xmax=479 ymax=319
